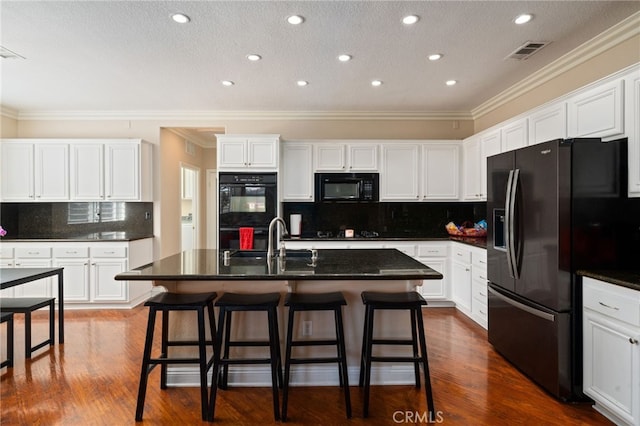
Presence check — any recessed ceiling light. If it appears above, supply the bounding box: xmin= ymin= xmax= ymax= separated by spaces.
xmin=428 ymin=54 xmax=442 ymax=61
xmin=287 ymin=15 xmax=305 ymax=25
xmin=338 ymin=54 xmax=352 ymax=62
xmin=171 ymin=13 xmax=190 ymax=24
xmin=402 ymin=15 xmax=419 ymax=25
xmin=514 ymin=14 xmax=533 ymax=25
xmin=297 ymin=80 xmax=308 ymax=87
xmin=446 ymin=80 xmax=457 ymax=86
xmin=221 ymin=80 xmax=234 ymax=87
xmin=246 ymin=54 xmax=262 ymax=61
xmin=371 ymin=80 xmax=383 ymax=87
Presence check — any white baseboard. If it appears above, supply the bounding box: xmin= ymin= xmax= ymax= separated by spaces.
xmin=166 ymin=364 xmax=420 ymax=387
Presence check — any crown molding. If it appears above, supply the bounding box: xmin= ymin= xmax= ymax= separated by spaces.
xmin=0 ymin=106 xmax=19 ymax=120
xmin=471 ymin=11 xmax=640 ymax=120
xmin=6 ymin=109 xmax=473 ymax=122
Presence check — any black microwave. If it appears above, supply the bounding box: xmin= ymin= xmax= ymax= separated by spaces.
xmin=315 ymin=173 xmax=379 ymax=202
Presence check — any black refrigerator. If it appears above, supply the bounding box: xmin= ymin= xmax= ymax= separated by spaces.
xmin=486 ymin=137 xmax=628 ymax=401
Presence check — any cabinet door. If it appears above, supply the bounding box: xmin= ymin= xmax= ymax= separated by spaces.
xmin=315 ymin=144 xmax=346 ymax=170
xmin=349 ymin=144 xmax=378 ymax=171
xmin=462 ymin=137 xmax=482 ymax=200
xmin=502 ymin=118 xmax=528 ymax=152
xmin=423 ymin=144 xmax=459 ymax=200
xmin=71 ymin=143 xmax=104 ymax=200
xmin=282 ymin=143 xmax=314 ymax=201
xmin=380 ymin=144 xmax=420 ymax=201
xmin=417 ymin=258 xmax=448 ymax=300
xmin=481 ymin=131 xmax=502 ymax=200
xmin=626 ymin=73 xmax=640 ymax=197
xmin=55 ymin=259 xmax=90 ymax=302
xmin=1 ymin=142 xmax=34 ymax=201
xmin=583 ymin=310 xmax=638 ymax=425
xmin=568 ymin=79 xmax=624 ymax=139
xmin=528 ymin=102 xmax=567 ymax=145
xmin=105 ymin=143 xmax=139 ymax=200
xmin=451 ymin=260 xmax=472 ymax=314
xmin=218 ymin=139 xmax=247 ymax=168
xmin=92 ymin=258 xmax=128 ymax=301
xmin=35 ymin=143 xmax=69 ymax=200
xmin=247 ymin=138 xmax=278 ymax=169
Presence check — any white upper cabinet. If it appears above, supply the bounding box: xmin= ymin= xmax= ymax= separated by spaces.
xmin=380 ymin=143 xmax=420 ymax=201
xmin=528 ymin=102 xmax=567 ymax=145
xmin=462 ymin=136 xmax=482 ymax=200
xmin=625 ymin=71 xmax=640 ymax=198
xmin=281 ymin=142 xmax=314 ymax=201
xmin=422 ymin=143 xmax=460 ymax=200
xmin=314 ymin=142 xmax=378 ymax=171
xmin=501 ymin=118 xmax=528 ymax=152
xmin=217 ymin=135 xmax=279 ymax=170
xmin=1 ymin=140 xmax=68 ymax=202
xmin=568 ymin=79 xmax=624 ymax=139
xmin=70 ymin=139 xmax=151 ymax=201
xmin=480 ymin=130 xmax=502 ymax=200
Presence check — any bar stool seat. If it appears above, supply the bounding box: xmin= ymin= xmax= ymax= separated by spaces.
xmin=282 ymin=291 xmax=351 ymax=422
xmin=1 ymin=312 xmax=14 ymax=368
xmin=135 ymin=291 xmax=217 ymax=422
xmin=208 ymin=292 xmax=282 ymax=422
xmin=0 ymin=297 xmax=55 ymax=359
xmin=359 ymin=291 xmax=435 ymax=419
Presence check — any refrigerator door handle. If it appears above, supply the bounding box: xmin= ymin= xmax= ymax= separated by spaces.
xmin=509 ymin=169 xmax=520 ymax=279
xmin=505 ymin=169 xmax=515 ymax=278
xmin=488 ymin=286 xmax=555 ymax=322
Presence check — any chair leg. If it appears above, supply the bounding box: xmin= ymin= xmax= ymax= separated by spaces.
xmin=335 ymin=307 xmax=352 ymax=419
xmin=196 ymin=307 xmax=209 ymax=421
xmin=362 ymin=306 xmax=375 ymax=418
xmin=282 ymin=307 xmax=296 ymax=422
xmin=160 ymin=309 xmax=169 ymax=389
xmin=135 ymin=308 xmax=157 ymax=421
xmin=415 ymin=307 xmax=435 ymax=419
xmin=410 ymin=308 xmax=421 ymax=389
xmin=267 ymin=307 xmax=281 ymax=421
xmin=208 ymin=307 xmax=227 ymax=422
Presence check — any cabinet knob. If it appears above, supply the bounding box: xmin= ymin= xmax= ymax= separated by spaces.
xmin=630 ymin=338 xmax=639 ymax=345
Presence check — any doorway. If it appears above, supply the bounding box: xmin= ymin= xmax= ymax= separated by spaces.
xmin=180 ymin=164 xmax=199 ymax=251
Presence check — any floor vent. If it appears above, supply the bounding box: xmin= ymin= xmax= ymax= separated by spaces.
xmin=506 ymin=41 xmax=550 ymax=60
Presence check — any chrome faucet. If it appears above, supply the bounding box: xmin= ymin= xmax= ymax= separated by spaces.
xmin=267 ymin=217 xmax=289 ymax=260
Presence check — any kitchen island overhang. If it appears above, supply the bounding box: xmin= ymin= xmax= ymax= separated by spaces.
xmin=116 ymin=248 xmax=442 ymax=387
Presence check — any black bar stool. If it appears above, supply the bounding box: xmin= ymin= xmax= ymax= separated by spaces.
xmin=208 ymin=292 xmax=283 ymax=422
xmin=135 ymin=291 xmax=217 ymax=422
xmin=359 ymin=291 xmax=435 ymax=419
xmin=0 ymin=297 xmax=55 ymax=358
xmin=282 ymin=291 xmax=351 ymax=422
xmin=1 ymin=312 xmax=14 ymax=368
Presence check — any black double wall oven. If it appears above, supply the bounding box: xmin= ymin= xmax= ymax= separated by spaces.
xmin=218 ymin=173 xmax=277 ymax=250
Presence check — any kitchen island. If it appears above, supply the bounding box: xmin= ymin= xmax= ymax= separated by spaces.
xmin=116 ymin=248 xmax=442 ymax=387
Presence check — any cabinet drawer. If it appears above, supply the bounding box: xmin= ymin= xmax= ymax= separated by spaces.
xmin=472 ymin=279 xmax=488 ymax=302
xmin=53 ymin=247 xmax=90 ymax=258
xmin=583 ymin=278 xmax=640 ymax=326
xmin=0 ymin=247 xmax=14 ymax=258
xmin=90 ymin=246 xmax=127 ymax=258
xmin=451 ymin=245 xmax=471 ymax=264
xmin=15 ymin=247 xmax=51 ymax=258
xmin=391 ymin=244 xmax=416 ymax=257
xmin=417 ymin=244 xmax=447 ymax=257
xmin=472 ymin=250 xmax=487 ymax=268
xmin=472 ymin=266 xmax=488 ymax=283
xmin=472 ymin=299 xmax=488 ymax=320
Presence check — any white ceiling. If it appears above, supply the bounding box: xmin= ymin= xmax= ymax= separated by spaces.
xmin=1 ymin=1 xmax=639 ymax=119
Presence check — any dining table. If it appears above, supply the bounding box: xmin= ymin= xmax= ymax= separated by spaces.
xmin=0 ymin=267 xmax=65 ymax=343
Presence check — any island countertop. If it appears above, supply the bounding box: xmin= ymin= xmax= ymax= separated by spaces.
xmin=115 ymin=248 xmax=443 ymax=281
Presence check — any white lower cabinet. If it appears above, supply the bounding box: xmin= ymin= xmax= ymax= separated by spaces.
xmin=450 ymin=244 xmax=472 ymax=316
xmin=2 ymin=239 xmax=153 ymax=308
xmin=470 ymin=249 xmax=488 ymax=329
xmin=415 ymin=243 xmax=450 ymax=303
xmin=583 ymin=277 xmax=640 ymax=426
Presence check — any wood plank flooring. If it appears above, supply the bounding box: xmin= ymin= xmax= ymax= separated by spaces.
xmin=1 ymin=307 xmax=611 ymax=425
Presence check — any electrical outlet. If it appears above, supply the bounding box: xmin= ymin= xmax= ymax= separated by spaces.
xmin=302 ymin=320 xmax=312 ymax=336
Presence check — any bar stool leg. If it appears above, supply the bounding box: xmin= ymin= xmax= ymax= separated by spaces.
xmin=49 ymin=300 xmax=55 ymax=347
xmin=273 ymin=308 xmax=283 ymax=388
xmin=362 ymin=306 xmax=375 ymax=418
xmin=267 ymin=307 xmax=281 ymax=421
xmin=415 ymin=307 xmax=435 ymax=419
xmin=136 ymin=307 xmax=157 ymax=421
xmin=208 ymin=307 xmax=227 ymax=422
xmin=358 ymin=304 xmax=371 ymax=387
xmin=281 ymin=307 xmax=296 ymax=422
xmin=410 ymin=309 xmax=421 ymax=388
xmin=24 ymin=310 xmax=32 ymax=359
xmin=335 ymin=307 xmax=352 ymax=418
xmin=196 ymin=307 xmax=210 ymax=421
xmin=219 ymin=310 xmax=233 ymax=389
xmin=160 ymin=309 xmax=169 ymax=389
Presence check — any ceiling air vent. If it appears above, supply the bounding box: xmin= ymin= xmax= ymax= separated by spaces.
xmin=506 ymin=41 xmax=550 ymax=60
xmin=0 ymin=46 xmax=25 ymax=60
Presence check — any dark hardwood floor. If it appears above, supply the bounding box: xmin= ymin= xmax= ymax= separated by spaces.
xmin=1 ymin=307 xmax=611 ymax=425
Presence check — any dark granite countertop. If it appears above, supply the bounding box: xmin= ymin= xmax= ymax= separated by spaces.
xmin=1 ymin=232 xmax=154 ymax=242
xmin=116 ymin=248 xmax=443 ymax=281
xmin=577 ymin=270 xmax=640 ymax=292
xmin=284 ymin=236 xmax=487 ymax=249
